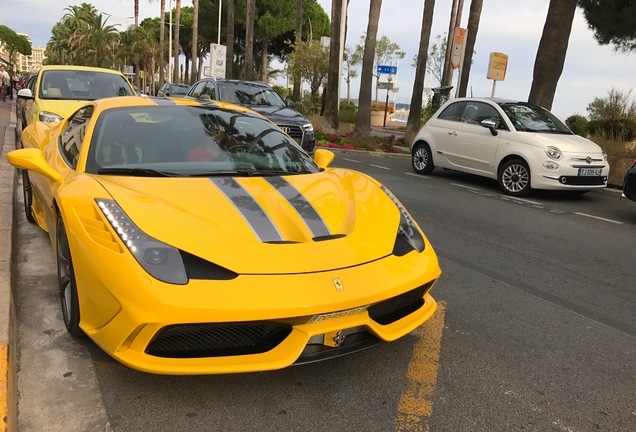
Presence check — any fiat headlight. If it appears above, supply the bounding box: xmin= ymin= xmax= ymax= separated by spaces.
xmin=381 ymin=186 xmax=425 ymax=254
xmin=96 ymin=199 xmax=188 ymax=284
xmin=544 ymin=146 xmax=562 ymax=160
xmin=602 ymin=150 xmax=608 ymax=161
xmin=39 ymin=111 xmax=63 ymax=123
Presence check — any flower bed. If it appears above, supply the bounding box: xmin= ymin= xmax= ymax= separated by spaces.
xmin=315 ymin=130 xmax=407 ymax=153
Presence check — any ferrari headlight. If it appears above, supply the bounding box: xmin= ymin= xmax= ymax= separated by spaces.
xmin=96 ymin=199 xmax=188 ymax=284
xmin=544 ymin=146 xmax=562 ymax=160
xmin=381 ymin=186 xmax=425 ymax=254
xmin=39 ymin=111 xmax=63 ymax=123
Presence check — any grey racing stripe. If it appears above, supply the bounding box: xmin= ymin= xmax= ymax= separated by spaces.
xmin=210 ymin=178 xmax=283 ymax=242
xmin=266 ymin=177 xmax=331 ymax=238
xmin=149 ymin=97 xmax=177 ymax=105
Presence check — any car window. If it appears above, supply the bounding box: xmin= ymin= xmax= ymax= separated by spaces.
xmin=201 ymin=82 xmax=216 ymax=99
xmin=437 ymin=102 xmax=466 ymax=122
xmin=217 ymin=82 xmax=286 ymax=107
xmin=86 ymin=105 xmax=319 ymax=176
xmin=500 ymin=102 xmax=571 ymax=133
xmin=188 ymin=81 xmax=207 ymax=98
xmin=27 ymin=76 xmax=36 ymax=92
xmin=39 ymin=70 xmax=134 ymax=101
xmin=460 ymin=102 xmax=505 ymax=128
xmin=60 ymin=105 xmax=94 ymax=169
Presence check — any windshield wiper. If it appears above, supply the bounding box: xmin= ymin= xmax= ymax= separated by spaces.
xmin=97 ymin=167 xmax=181 ymax=177
xmin=189 ymin=169 xmax=309 ymax=177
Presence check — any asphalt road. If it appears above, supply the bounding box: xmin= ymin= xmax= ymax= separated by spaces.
xmin=13 ymin=151 xmax=636 ymax=432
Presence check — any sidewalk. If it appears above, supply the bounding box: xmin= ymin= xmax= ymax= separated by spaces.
xmin=0 ymin=96 xmax=17 ymax=432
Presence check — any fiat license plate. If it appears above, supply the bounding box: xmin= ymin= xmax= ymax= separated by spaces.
xmin=308 ymin=305 xmax=369 ymax=323
xmin=578 ymin=168 xmax=601 ymax=176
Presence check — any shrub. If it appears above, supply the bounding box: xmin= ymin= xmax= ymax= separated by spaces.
xmin=339 ymin=100 xmax=357 ymax=123
xmin=370 ymin=102 xmax=394 ymax=114
xmin=272 ymin=85 xmax=289 ymax=100
xmin=565 ymin=114 xmax=589 ymax=137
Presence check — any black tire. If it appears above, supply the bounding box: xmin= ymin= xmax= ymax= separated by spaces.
xmin=22 ymin=170 xmax=36 ymax=223
xmin=56 ymin=214 xmax=82 ymax=337
xmin=411 ymin=142 xmax=435 ymax=175
xmin=498 ymin=159 xmax=532 ymax=196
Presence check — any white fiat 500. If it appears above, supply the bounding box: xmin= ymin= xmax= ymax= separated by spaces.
xmin=410 ymin=98 xmax=609 ymax=196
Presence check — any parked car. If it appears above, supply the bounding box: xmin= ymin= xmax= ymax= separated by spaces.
xmin=17 ymin=65 xmax=135 ymax=127
xmin=186 ymin=78 xmax=316 ymax=154
xmin=7 ymin=95 xmax=441 ymax=375
xmin=157 ymin=82 xmax=191 ymax=98
xmin=410 ymin=97 xmax=610 ymax=196
xmin=17 ymin=69 xmax=38 ymax=90
xmin=622 ymin=159 xmax=636 ymax=202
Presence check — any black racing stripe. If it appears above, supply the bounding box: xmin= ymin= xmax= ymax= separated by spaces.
xmin=210 ymin=178 xmax=283 ymax=243
xmin=266 ymin=177 xmax=331 ymax=238
xmin=149 ymin=97 xmax=177 ymax=105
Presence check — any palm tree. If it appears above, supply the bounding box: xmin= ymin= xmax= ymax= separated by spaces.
xmin=245 ymin=0 xmax=256 ymax=80
xmin=353 ymin=0 xmax=382 ymax=141
xmin=134 ymin=0 xmax=140 ymax=27
xmin=442 ymin=0 xmax=464 ymax=87
xmin=191 ymin=0 xmax=199 ymax=83
xmin=70 ymin=14 xmax=120 ymax=68
xmin=405 ymin=0 xmax=436 ymax=142
xmin=226 ymin=0 xmax=234 ymax=79
xmin=292 ymin=0 xmax=303 ymax=102
xmin=458 ymin=0 xmax=483 ymax=97
xmin=173 ymin=0 xmax=182 ymax=83
xmin=528 ymin=0 xmax=578 ymax=110
xmin=159 ymin=0 xmax=166 ymax=85
xmin=324 ymin=0 xmax=347 ymax=132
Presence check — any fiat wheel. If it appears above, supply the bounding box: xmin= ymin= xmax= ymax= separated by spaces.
xmin=411 ymin=142 xmax=434 ymax=175
xmin=22 ymin=170 xmax=36 ymax=223
xmin=498 ymin=159 xmax=531 ymax=196
xmin=56 ymin=214 xmax=82 ymax=337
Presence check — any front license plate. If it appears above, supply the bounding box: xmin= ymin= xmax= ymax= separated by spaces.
xmin=308 ymin=305 xmax=369 ymax=323
xmin=578 ymin=168 xmax=602 ymax=176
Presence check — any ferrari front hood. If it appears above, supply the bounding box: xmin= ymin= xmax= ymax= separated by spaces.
xmin=95 ymin=169 xmax=402 ymax=274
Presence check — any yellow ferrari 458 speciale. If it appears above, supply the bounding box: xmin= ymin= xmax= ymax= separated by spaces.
xmin=8 ymin=96 xmax=441 ymax=375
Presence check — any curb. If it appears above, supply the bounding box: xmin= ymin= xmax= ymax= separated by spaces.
xmin=0 ymin=101 xmax=17 ymax=432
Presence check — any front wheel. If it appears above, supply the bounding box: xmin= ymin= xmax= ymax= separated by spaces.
xmin=411 ymin=142 xmax=435 ymax=175
xmin=22 ymin=170 xmax=36 ymax=223
xmin=498 ymin=159 xmax=531 ymax=196
xmin=56 ymin=214 xmax=82 ymax=337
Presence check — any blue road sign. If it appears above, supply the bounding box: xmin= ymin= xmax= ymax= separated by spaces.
xmin=377 ymin=65 xmax=397 ymax=75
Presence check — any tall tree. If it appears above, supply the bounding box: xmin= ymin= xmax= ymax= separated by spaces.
xmin=191 ymin=0 xmax=199 ymax=83
xmin=442 ymin=0 xmax=464 ymax=86
xmin=405 ymin=0 xmax=436 ymax=142
xmin=353 ymin=0 xmax=382 ymax=141
xmin=579 ymin=0 xmax=636 ymax=53
xmin=343 ymin=45 xmax=362 ymax=101
xmin=173 ymin=0 xmax=182 ymax=83
xmin=134 ymin=0 xmax=140 ymax=27
xmin=159 ymin=0 xmax=166 ymax=85
xmin=528 ymin=0 xmax=577 ymax=110
xmin=458 ymin=0 xmax=482 ymax=97
xmin=245 ymin=0 xmax=256 ymax=80
xmin=226 ymin=0 xmax=235 ymax=79
xmin=324 ymin=0 xmax=348 ymax=132
xmin=69 ymin=14 xmax=120 ymax=68
xmin=364 ymin=35 xmax=404 ymax=102
xmin=292 ymin=0 xmax=303 ymax=101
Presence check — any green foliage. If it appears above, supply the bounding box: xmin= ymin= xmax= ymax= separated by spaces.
xmin=586 ymin=88 xmax=636 ymax=140
xmin=315 ymin=130 xmax=406 ymax=153
xmin=0 ymin=25 xmax=32 ymax=57
xmin=285 ymin=39 xmax=329 ymax=101
xmin=565 ymin=114 xmax=589 ymax=137
xmin=339 ymin=100 xmax=357 ymax=123
xmin=293 ymin=95 xmax=321 ymax=116
xmin=579 ymin=0 xmax=636 ymax=53
xmin=272 ymin=84 xmax=288 ymax=99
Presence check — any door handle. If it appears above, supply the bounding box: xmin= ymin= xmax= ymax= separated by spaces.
xmin=447 ymin=131 xmax=458 ymax=136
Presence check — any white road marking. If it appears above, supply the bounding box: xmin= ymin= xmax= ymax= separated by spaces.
xmin=369 ymin=164 xmax=390 ymax=170
xmin=405 ymin=172 xmax=429 ymax=178
xmin=506 ymin=196 xmax=543 ymax=206
xmin=343 ymin=158 xmax=361 ymax=163
xmin=451 ymin=183 xmax=480 ymax=191
xmin=574 ymin=212 xmax=623 ymax=224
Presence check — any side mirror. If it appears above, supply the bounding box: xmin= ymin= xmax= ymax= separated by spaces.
xmin=6 ymin=148 xmax=62 ymax=182
xmin=480 ymin=119 xmax=498 ymax=136
xmin=17 ymin=88 xmax=33 ymax=100
xmin=313 ymin=148 xmax=334 ymax=170
xmin=285 ymin=99 xmax=295 ymax=107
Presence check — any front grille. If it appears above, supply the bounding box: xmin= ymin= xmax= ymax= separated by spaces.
xmin=145 ymin=322 xmax=292 ymax=358
xmin=368 ymin=282 xmax=434 ymax=325
xmin=278 ymin=124 xmax=304 ymax=143
xmin=559 ymin=176 xmax=607 ymax=186
xmin=180 ymin=251 xmax=238 ymax=280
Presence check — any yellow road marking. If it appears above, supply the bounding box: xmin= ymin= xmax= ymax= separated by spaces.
xmin=1 ymin=342 xmax=7 ymax=432
xmin=394 ymin=301 xmax=446 ymax=432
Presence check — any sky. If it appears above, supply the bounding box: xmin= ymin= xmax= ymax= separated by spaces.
xmin=3 ymin=0 xmax=636 ymax=120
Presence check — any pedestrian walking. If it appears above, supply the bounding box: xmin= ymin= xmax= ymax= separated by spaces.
xmin=0 ymin=65 xmax=10 ymax=102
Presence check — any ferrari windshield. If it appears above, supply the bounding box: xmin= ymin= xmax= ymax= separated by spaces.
xmin=39 ymin=70 xmax=135 ymax=101
xmin=217 ymin=82 xmax=286 ymax=107
xmin=499 ymin=102 xmax=572 ymax=134
xmin=86 ymin=105 xmax=319 ymax=176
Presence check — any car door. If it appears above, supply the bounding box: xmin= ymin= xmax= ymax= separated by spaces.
xmin=23 ymin=74 xmax=39 ymax=126
xmin=440 ymin=101 xmax=504 ymax=176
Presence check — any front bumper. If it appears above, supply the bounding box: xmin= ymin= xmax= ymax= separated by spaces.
xmin=533 ymin=161 xmax=609 ymax=190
